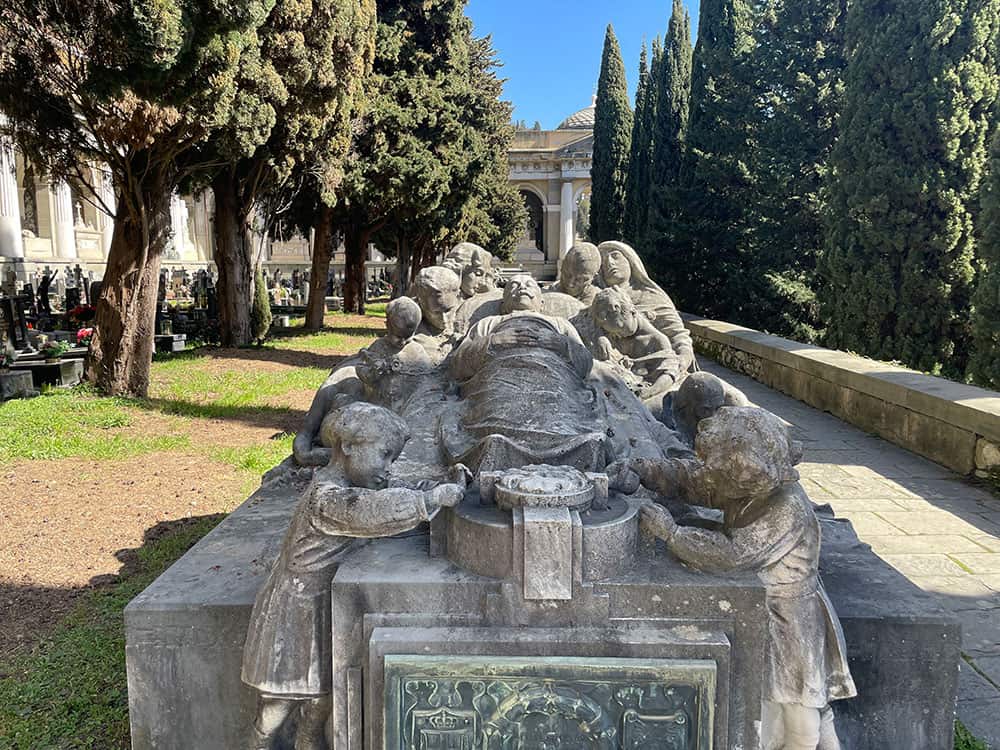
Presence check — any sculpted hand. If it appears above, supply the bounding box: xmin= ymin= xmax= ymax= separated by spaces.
xmin=640 ymin=503 xmax=678 ymax=540
xmin=606 ymin=460 xmax=641 ymax=495
xmin=430 ymin=483 xmax=465 ymax=509
xmin=490 ymin=329 xmax=535 ymax=348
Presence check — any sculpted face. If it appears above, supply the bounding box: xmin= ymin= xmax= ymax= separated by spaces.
xmin=341 ymin=437 xmax=399 ymax=490
xmin=502 ymin=275 xmax=543 ymax=313
xmin=602 ymin=248 xmax=632 ymax=287
xmin=461 ymin=251 xmax=494 ymax=297
xmin=414 ymin=268 xmax=461 ymax=332
xmin=593 ymin=290 xmax=640 ymax=338
xmin=560 ymin=244 xmax=601 ymax=298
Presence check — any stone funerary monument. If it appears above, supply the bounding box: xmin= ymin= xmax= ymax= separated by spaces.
xmin=126 ymin=241 xmax=960 ymax=750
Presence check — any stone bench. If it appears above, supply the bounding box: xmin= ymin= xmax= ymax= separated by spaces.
xmin=685 ymin=316 xmax=1000 ymax=478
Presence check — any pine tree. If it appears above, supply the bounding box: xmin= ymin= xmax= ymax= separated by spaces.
xmin=969 ymin=131 xmax=1000 ymax=388
xmin=821 ymin=0 xmax=1000 ymax=376
xmin=589 ymin=24 xmax=634 ymax=244
xmin=623 ymin=43 xmax=652 ymax=247
xmin=645 ymin=0 xmax=694 ymax=294
xmin=667 ymin=0 xmax=754 ymax=318
xmin=744 ymin=0 xmax=847 ymax=340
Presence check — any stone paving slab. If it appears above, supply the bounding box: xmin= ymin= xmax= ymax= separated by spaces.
xmin=703 ymin=360 xmax=1000 ymax=748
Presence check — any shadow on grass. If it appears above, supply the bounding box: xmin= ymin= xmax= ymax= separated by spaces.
xmin=0 ymin=514 xmax=226 ymax=750
xmin=133 ymin=397 xmax=306 ymax=434
xmin=196 ymin=347 xmax=352 ymax=372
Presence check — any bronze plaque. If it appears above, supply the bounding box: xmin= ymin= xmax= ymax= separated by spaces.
xmin=384 ymin=655 xmax=715 ymax=749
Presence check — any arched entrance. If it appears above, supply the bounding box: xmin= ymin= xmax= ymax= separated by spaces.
xmin=518 ymin=189 xmax=544 ymax=257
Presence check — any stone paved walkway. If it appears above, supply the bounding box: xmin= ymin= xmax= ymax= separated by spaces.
xmin=704 ymin=361 xmax=1000 ymax=748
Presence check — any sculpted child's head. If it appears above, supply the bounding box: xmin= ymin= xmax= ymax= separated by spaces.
xmin=559 ymin=243 xmax=601 ymax=298
xmin=385 ymin=296 xmax=422 ymax=343
xmin=320 ymin=403 xmax=410 ymax=489
xmin=591 ymin=287 xmax=640 ymax=338
xmin=695 ymin=406 xmax=803 ymax=501
xmin=673 ymin=372 xmax=729 ymax=440
xmin=461 ymin=248 xmax=496 ymax=298
xmin=412 ymin=266 xmax=461 ymax=332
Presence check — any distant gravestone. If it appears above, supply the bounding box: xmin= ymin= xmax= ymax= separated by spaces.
xmin=65 ymin=287 xmax=81 ymax=312
xmin=0 ymin=297 xmax=29 ymax=350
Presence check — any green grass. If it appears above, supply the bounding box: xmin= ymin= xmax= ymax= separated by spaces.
xmin=0 ymin=515 xmax=225 ymax=750
xmin=956 ymin=721 xmax=988 ymax=750
xmin=0 ymin=389 xmax=189 ymax=465
xmin=212 ymin=433 xmax=295 ymax=475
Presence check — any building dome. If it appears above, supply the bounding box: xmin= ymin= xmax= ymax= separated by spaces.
xmin=557 ymin=99 xmax=596 ymax=130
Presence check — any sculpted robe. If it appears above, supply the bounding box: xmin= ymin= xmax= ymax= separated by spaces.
xmin=442 ymin=311 xmax=609 ymax=474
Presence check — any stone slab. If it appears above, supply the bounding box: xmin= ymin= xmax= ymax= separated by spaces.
xmin=0 ymin=369 xmax=35 ymax=400
xmin=521 ymin=506 xmax=573 ymax=600
xmin=11 ymin=357 xmax=83 ymax=388
xmin=687 ymin=316 xmax=1000 ymax=473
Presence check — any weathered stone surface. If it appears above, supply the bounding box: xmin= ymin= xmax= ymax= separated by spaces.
xmin=977 ymin=438 xmax=1000 ymax=473
xmin=686 ymin=316 xmax=1000 ymax=474
xmin=521 ymin=506 xmax=574 ymax=600
xmin=0 ymin=368 xmax=34 ymax=400
xmin=125 ymin=469 xmax=960 ymax=750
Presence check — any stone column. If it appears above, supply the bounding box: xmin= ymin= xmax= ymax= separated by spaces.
xmin=97 ymin=167 xmax=115 ymax=257
xmin=0 ymin=126 xmax=24 ymax=260
xmin=53 ymin=180 xmax=77 ymax=259
xmin=559 ymin=180 xmax=575 ymax=265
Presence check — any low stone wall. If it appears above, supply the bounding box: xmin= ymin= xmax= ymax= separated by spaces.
xmin=685 ymin=316 xmax=1000 ymax=478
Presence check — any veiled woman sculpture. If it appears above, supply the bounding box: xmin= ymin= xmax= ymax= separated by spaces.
xmin=598 ymin=241 xmax=696 ymax=376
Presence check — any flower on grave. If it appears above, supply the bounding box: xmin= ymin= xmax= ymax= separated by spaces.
xmin=76 ymin=327 xmax=94 ymax=346
xmin=40 ymin=340 xmax=70 ymax=359
xmin=68 ymin=304 xmax=96 ymax=322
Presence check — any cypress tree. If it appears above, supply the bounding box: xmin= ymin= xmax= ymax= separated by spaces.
xmin=623 ymin=42 xmax=652 ymax=247
xmin=668 ymin=0 xmax=755 ymax=318
xmin=589 ymin=24 xmax=634 ymax=243
xmin=645 ymin=0 xmax=694 ymax=294
xmin=969 ymin=130 xmax=1000 ymax=388
xmin=744 ymin=0 xmax=847 ymax=340
xmin=821 ymin=0 xmax=999 ymax=376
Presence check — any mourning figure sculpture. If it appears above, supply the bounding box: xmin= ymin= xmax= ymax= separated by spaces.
xmin=444 ymin=275 xmax=607 ymax=473
xmin=615 ymin=406 xmax=856 ymax=750
xmin=244 ymin=403 xmax=466 ymax=750
xmin=598 ymin=241 xmax=696 ymax=377
xmin=459 ymin=247 xmax=497 ymax=299
xmin=590 ymin=286 xmax=683 ymax=407
xmin=551 ymin=242 xmax=602 ymax=305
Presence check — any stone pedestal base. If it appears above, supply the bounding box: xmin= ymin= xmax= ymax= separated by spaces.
xmin=125 ymin=477 xmax=960 ymax=750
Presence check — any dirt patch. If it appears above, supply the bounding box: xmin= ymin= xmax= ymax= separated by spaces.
xmin=0 ymin=453 xmax=250 ymax=658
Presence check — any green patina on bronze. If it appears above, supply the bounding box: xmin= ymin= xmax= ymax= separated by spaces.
xmin=384 ymin=655 xmax=716 ymax=749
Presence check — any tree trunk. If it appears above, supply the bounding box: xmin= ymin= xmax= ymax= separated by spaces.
xmin=343 ymin=226 xmax=369 ymax=315
xmin=212 ymin=172 xmax=254 ymax=347
xmin=305 ymin=206 xmax=335 ymax=330
xmin=394 ymin=234 xmax=411 ymax=298
xmin=85 ymin=183 xmax=171 ymax=397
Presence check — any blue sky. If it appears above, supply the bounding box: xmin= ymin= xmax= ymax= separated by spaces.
xmin=466 ymin=0 xmax=699 ymax=129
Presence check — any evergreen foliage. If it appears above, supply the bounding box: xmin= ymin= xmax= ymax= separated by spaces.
xmin=664 ymin=0 xmax=754 ymax=319
xmin=0 ymin=0 xmax=280 ymax=395
xmin=742 ymin=0 xmax=847 ymax=341
xmin=644 ymin=0 xmax=693 ymax=292
xmin=623 ymin=43 xmax=653 ymax=247
xmin=821 ymin=0 xmax=1000 ymax=377
xmin=970 ymin=130 xmax=1000 ymax=387
xmin=589 ymin=24 xmax=634 ymax=244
